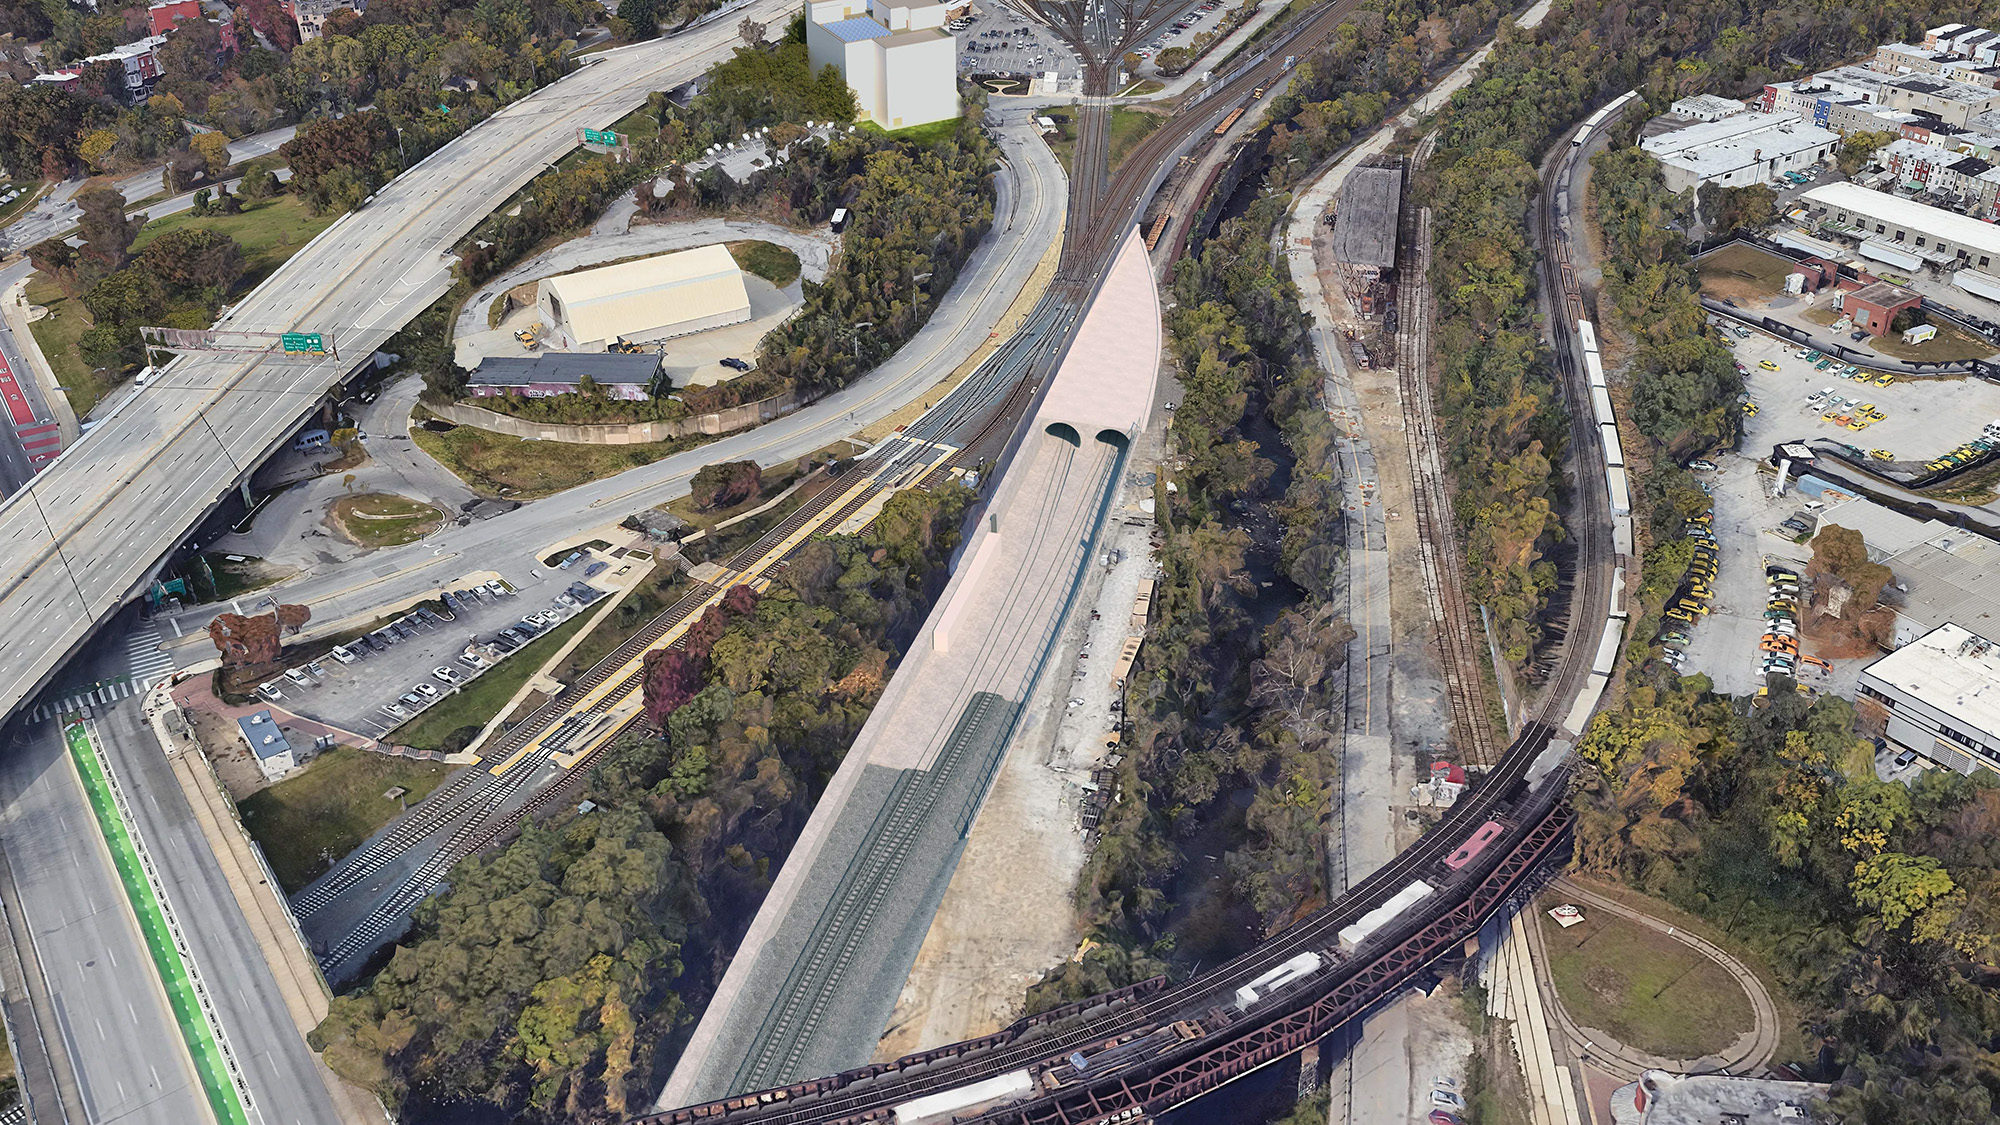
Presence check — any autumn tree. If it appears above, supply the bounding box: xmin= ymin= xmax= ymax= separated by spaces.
xmin=74 ymin=184 xmax=142 ymax=276
xmin=688 ymin=459 xmax=762 ymax=510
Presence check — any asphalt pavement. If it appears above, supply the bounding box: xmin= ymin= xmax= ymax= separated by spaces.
xmin=0 ymin=716 xmax=209 ymax=1125
xmin=93 ymin=697 xmax=346 ymax=1125
xmin=156 ymin=111 xmax=1066 ymax=652
xmin=0 ymin=0 xmax=803 ymax=735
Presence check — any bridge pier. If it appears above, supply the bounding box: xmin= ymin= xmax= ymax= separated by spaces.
xmin=1296 ymin=1036 xmax=1323 ymax=1101
xmin=239 ymin=479 xmax=253 ymax=509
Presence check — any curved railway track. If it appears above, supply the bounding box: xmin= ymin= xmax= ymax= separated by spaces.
xmin=637 ymin=60 xmax=1634 ymax=1125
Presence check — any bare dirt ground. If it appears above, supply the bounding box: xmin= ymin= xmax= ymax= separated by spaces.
xmin=874 ymin=435 xmax=1164 ymax=1059
xmin=190 ymin=705 xmax=276 ymax=799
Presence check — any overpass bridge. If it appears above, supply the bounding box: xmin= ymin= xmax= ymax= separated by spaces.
xmin=0 ymin=0 xmax=792 ymax=725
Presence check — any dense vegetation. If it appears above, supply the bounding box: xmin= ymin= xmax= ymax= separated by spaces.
xmin=1575 ymin=677 xmax=2000 ymax=1122
xmin=1039 ymin=0 xmax=1500 ymax=1013
xmin=313 ymin=484 xmax=972 ymax=1122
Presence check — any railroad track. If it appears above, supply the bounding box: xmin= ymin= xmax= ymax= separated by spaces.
xmin=1392 ymin=199 xmax=1499 ymax=768
xmin=642 ymin=51 xmax=1637 ymax=1125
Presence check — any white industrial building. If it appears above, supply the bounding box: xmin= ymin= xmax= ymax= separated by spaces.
xmin=1803 ymin=181 xmax=2000 ymax=270
xmin=1877 ymin=529 xmax=2000 ymax=646
xmin=1859 ymin=623 xmax=2000 ymax=774
xmin=535 ymin=244 xmax=750 ymax=351
xmin=1669 ymin=94 xmax=1745 ymax=121
xmin=805 ymin=0 xmax=958 ymax=130
xmin=1640 ymin=112 xmax=1838 ymax=193
xmin=237 ymin=711 xmax=296 ymax=782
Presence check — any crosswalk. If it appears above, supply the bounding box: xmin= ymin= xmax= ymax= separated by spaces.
xmin=24 ymin=627 xmax=178 ymax=724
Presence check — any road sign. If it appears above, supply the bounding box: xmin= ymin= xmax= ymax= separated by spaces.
xmin=281 ymin=331 xmax=327 ymax=354
xmin=583 ymin=127 xmax=621 ymax=147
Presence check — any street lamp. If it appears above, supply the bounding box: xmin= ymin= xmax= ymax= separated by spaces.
xmin=850 ymin=321 xmax=874 ymax=360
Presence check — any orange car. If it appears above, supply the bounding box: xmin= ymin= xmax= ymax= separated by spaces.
xmin=1798 ymin=653 xmax=1832 ymax=670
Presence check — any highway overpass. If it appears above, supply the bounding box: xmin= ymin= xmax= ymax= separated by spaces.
xmin=0 ymin=0 xmax=794 ymax=726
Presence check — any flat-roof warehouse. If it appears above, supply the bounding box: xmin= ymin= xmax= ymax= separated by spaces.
xmin=1860 ymin=622 xmax=2000 ymax=774
xmin=1333 ymin=164 xmax=1402 ymax=270
xmin=536 ymin=244 xmax=751 ymax=350
xmin=1803 ymin=180 xmax=2000 ymax=270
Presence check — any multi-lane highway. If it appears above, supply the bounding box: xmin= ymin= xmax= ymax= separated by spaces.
xmin=0 ymin=0 xmax=797 ymax=730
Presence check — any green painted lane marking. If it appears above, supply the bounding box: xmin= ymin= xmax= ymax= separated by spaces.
xmin=63 ymin=719 xmax=252 ymax=1125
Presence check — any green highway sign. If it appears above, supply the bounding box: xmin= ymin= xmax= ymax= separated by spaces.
xmin=281 ymin=331 xmax=326 ymax=354
xmin=584 ymin=127 xmax=621 ymax=147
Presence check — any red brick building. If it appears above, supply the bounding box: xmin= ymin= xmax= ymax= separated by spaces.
xmin=1843 ymin=280 xmax=1924 ymax=337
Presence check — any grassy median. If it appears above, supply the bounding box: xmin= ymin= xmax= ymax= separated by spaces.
xmin=394 ymin=610 xmax=595 ymax=752
xmin=412 ymin=422 xmax=711 ymax=498
xmin=1539 ymin=905 xmax=1753 ymax=1058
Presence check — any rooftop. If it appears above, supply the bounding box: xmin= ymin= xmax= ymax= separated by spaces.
xmin=1849 ymin=278 xmax=1922 ymax=306
xmin=1803 ymin=181 xmax=2000 ymax=259
xmin=1861 ymin=623 xmax=2000 ymax=742
xmin=1671 ymin=94 xmax=1746 ymax=116
xmin=1883 ymin=530 xmax=2000 ymax=634
xmin=1640 ymin=111 xmax=1807 ymax=156
xmin=1610 ymin=1071 xmax=1824 ymax=1125
xmin=1332 ymin=164 xmax=1402 ymax=269
xmin=469 ymin=351 xmax=663 ymax=386
xmin=1888 ymin=74 xmax=2000 ymax=105
xmin=237 ymin=711 xmax=293 ymax=762
xmin=823 ymin=15 xmax=889 ymax=41
xmin=1654 ymin=122 xmax=1838 ymax=178
xmin=1033 ymin=226 xmax=1160 ymax=437
xmin=1815 ymin=498 xmax=1948 ymax=561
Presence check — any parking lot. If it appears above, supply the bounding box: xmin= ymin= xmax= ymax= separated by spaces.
xmin=958 ymin=6 xmax=1082 ymax=80
xmin=263 ymin=554 xmax=626 ymax=738
xmin=1129 ymin=0 xmax=1233 ymax=73
xmin=1659 ymin=445 xmax=1873 ymax=699
xmin=1729 ymin=327 xmax=2000 ymax=464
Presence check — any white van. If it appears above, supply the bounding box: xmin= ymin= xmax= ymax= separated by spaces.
xmin=292 ymin=429 xmax=331 ymax=453
xmin=134 ymin=365 xmax=155 ymax=387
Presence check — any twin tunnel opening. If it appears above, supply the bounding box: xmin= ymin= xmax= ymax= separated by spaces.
xmin=1044 ymin=422 xmax=1130 ymax=451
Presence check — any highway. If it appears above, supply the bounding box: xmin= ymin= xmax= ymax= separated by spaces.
xmin=0 ymin=717 xmax=209 ymax=1125
xmin=153 ymin=109 xmax=1066 ymax=646
xmin=0 ymin=0 xmax=799 ymax=730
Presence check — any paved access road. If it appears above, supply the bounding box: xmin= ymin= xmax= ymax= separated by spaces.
xmin=0 ymin=0 xmax=796 ymax=726
xmin=156 ymin=111 xmax=1067 ymax=647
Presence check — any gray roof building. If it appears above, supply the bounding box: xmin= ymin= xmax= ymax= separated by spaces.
xmin=467 ymin=352 xmax=663 ymax=388
xmin=1332 ymin=164 xmax=1402 ymax=270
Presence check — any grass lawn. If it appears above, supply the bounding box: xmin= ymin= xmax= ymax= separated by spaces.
xmin=1116 ymin=79 xmax=1165 ymax=97
xmin=1697 ymin=243 xmax=1797 ymax=303
xmin=23 ymin=275 xmax=107 ymax=415
xmin=1540 ymin=905 xmax=1753 ymax=1058
xmin=1868 ymin=320 xmax=1997 ymax=362
xmin=729 ymin=240 xmax=802 ymax=287
xmin=413 ymin=422 xmax=711 ymax=498
xmin=203 ymin=553 xmax=291 ymax=600
xmin=131 ymin=194 xmax=336 ymax=290
xmin=329 ymin=493 xmax=442 ymax=548
xmin=0 ymin=180 xmax=46 ymax=229
xmin=859 ymin=117 xmax=964 ymax=147
xmin=395 ymin=610 xmax=596 ymax=751
xmin=1106 ymin=108 xmax=1163 ymax=173
xmin=236 ymin=747 xmax=452 ymax=892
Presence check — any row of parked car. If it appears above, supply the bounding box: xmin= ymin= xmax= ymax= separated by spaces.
xmin=1660 ymin=515 xmax=1719 ymax=670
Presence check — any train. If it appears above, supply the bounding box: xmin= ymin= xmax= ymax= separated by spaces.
xmin=1576 ymin=317 xmax=1633 ymax=536
xmin=1570 ymin=89 xmax=1643 ymax=148
xmin=1215 ymin=106 xmax=1246 ymax=135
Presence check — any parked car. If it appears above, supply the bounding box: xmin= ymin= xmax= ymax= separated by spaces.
xmin=330 ymin=645 xmax=358 ymax=664
xmin=433 ymin=666 xmax=463 ymax=685
xmin=399 ymin=692 xmax=426 ymax=709
xmin=412 ymin=683 xmax=440 ymax=699
xmin=257 ymin=682 xmax=283 ymax=702
xmin=720 ymin=357 xmax=752 ymax=371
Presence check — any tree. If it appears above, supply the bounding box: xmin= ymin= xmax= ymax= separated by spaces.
xmin=74 ymin=184 xmax=142 ymax=275
xmin=620 ymin=0 xmax=658 ymax=39
xmin=689 ymin=460 xmax=762 ymax=510
xmin=78 ymin=128 xmax=119 ymax=172
xmin=190 ymin=131 xmax=232 ymax=178
xmin=1839 ymin=129 xmax=1897 ymax=175
xmin=139 ymin=228 xmax=246 ymax=295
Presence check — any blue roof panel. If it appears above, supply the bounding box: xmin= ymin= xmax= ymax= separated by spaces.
xmin=826 ymin=16 xmax=888 ymax=41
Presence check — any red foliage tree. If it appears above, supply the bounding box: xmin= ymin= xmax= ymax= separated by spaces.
xmin=639 ymin=585 xmax=760 ymax=730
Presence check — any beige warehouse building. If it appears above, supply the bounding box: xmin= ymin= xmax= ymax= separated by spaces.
xmin=536 ymin=244 xmax=752 ymax=350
